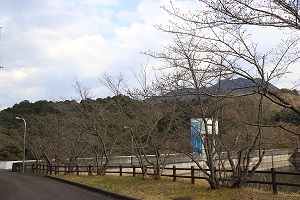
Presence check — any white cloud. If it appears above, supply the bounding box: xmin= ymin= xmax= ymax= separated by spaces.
xmin=70 ymin=0 xmax=119 ymax=6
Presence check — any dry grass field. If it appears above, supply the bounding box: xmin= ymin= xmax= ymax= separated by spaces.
xmin=55 ymin=174 xmax=300 ymax=200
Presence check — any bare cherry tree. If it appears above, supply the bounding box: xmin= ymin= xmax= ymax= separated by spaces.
xmin=196 ymin=0 xmax=300 ymax=134
xmin=143 ymin=1 xmax=300 ymax=188
xmin=59 ymin=79 xmax=127 ymax=175
xmin=100 ymin=70 xmax=183 ymax=180
xmin=199 ymin=0 xmax=300 ymax=30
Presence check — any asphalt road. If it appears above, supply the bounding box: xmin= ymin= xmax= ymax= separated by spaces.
xmin=0 ymin=170 xmax=122 ymax=200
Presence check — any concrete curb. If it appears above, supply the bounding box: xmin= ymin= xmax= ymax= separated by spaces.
xmin=45 ymin=175 xmax=140 ymax=200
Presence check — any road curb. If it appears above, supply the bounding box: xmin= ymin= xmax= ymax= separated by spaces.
xmin=45 ymin=175 xmax=140 ymax=200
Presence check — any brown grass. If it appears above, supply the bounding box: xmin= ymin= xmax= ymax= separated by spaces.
xmin=55 ymin=174 xmax=300 ymax=200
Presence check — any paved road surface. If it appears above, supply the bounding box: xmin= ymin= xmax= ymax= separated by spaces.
xmin=0 ymin=170 xmax=121 ymax=200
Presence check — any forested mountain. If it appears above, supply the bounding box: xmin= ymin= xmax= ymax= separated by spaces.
xmin=208 ymin=78 xmax=278 ymax=93
xmin=0 ymin=95 xmax=148 ymax=161
xmin=0 ymin=89 xmax=299 ymax=162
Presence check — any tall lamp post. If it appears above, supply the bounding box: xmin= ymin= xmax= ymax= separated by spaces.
xmin=292 ymin=136 xmax=299 ymax=152
xmin=124 ymin=126 xmax=134 ymax=166
xmin=16 ymin=117 xmax=26 ymax=172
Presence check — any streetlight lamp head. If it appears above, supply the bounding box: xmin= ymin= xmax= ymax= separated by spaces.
xmin=16 ymin=117 xmax=20 ymax=120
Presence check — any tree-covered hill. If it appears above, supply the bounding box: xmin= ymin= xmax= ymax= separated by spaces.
xmin=0 ymin=90 xmax=299 ymax=162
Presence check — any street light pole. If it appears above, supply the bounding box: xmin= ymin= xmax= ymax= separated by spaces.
xmin=124 ymin=125 xmax=134 ymax=166
xmin=16 ymin=117 xmax=26 ymax=173
xmin=292 ymin=136 xmax=299 ymax=152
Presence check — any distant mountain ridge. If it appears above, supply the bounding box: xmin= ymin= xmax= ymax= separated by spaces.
xmin=208 ymin=78 xmax=278 ymax=94
xmin=157 ymin=78 xmax=278 ymax=100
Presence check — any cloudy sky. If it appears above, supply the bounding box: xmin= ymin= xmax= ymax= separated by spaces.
xmin=0 ymin=0 xmax=299 ymax=110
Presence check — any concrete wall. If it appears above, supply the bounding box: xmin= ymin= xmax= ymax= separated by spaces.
xmin=0 ymin=160 xmax=36 ymax=170
xmin=0 ymin=149 xmax=292 ymax=170
xmin=109 ymin=150 xmax=291 ymax=167
xmin=0 ymin=161 xmax=17 ymax=170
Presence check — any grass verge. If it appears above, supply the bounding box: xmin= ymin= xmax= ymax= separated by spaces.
xmin=55 ymin=174 xmax=300 ymax=200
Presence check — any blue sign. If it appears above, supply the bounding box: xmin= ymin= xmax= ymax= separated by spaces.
xmin=191 ymin=119 xmax=202 ymax=154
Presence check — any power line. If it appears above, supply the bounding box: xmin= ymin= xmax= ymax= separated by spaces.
xmin=0 ymin=82 xmax=23 ymax=101
xmin=0 ymin=27 xmax=21 ymax=109
xmin=0 ymin=26 xmax=23 ymax=102
xmin=0 ymin=27 xmax=3 ymax=69
xmin=0 ymin=27 xmax=23 ymax=108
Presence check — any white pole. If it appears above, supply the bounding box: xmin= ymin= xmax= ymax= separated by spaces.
xmin=16 ymin=117 xmax=26 ymax=172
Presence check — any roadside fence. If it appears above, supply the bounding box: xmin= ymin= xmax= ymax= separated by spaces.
xmin=26 ymin=163 xmax=300 ymax=195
